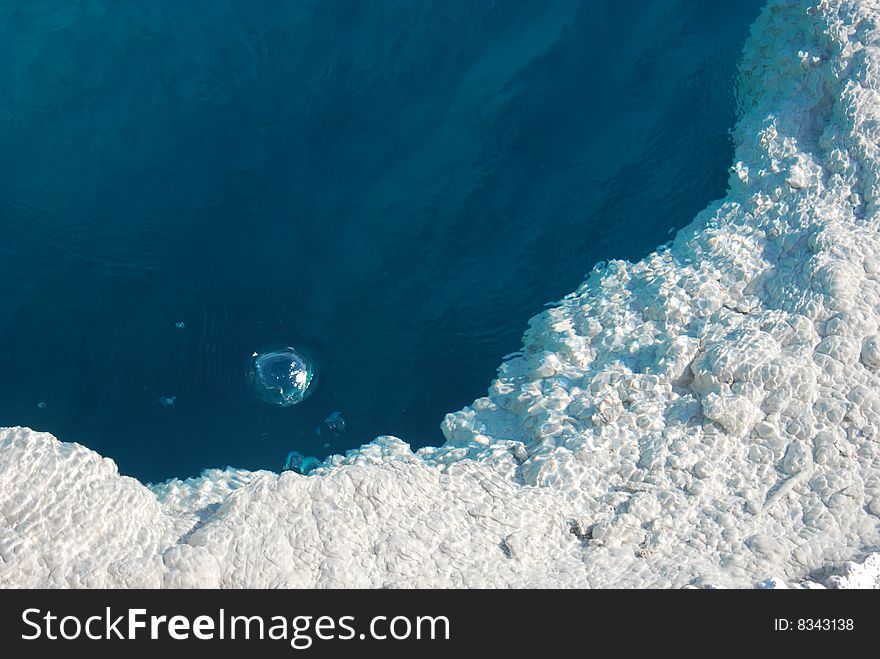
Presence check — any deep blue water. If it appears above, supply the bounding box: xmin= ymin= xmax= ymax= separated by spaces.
xmin=0 ymin=0 xmax=764 ymax=482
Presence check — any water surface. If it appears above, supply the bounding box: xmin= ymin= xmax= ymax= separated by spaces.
xmin=0 ymin=0 xmax=764 ymax=481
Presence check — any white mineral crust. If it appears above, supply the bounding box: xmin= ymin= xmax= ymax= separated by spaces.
xmin=3 ymin=0 xmax=880 ymax=588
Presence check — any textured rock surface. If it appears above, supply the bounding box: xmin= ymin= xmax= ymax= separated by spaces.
xmin=3 ymin=0 xmax=880 ymax=587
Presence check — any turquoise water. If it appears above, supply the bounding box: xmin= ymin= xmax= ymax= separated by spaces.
xmin=0 ymin=0 xmax=764 ymax=481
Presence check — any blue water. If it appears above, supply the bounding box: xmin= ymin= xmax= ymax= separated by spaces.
xmin=0 ymin=0 xmax=764 ymax=482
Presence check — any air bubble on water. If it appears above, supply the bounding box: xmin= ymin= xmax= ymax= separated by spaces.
xmin=247 ymin=346 xmax=315 ymax=407
xmin=324 ymin=411 xmax=345 ymax=434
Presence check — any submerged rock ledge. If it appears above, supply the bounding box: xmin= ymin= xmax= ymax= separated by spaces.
xmin=3 ymin=0 xmax=880 ymax=588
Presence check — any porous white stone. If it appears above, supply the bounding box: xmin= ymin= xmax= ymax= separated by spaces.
xmin=3 ymin=0 xmax=880 ymax=588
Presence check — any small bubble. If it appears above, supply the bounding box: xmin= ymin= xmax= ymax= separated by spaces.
xmin=247 ymin=346 xmax=315 ymax=407
xmin=324 ymin=411 xmax=346 ymax=434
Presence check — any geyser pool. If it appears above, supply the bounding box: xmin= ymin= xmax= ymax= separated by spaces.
xmin=0 ymin=0 xmax=764 ymax=481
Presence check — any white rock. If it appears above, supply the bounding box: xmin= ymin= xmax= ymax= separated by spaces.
xmin=3 ymin=0 xmax=880 ymax=589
